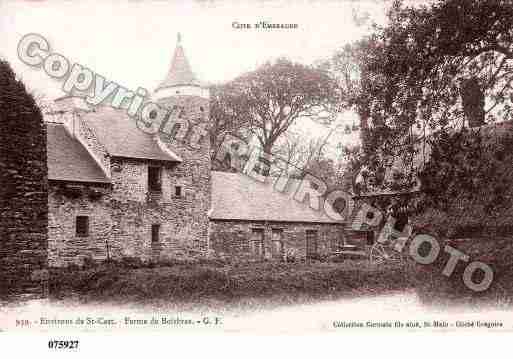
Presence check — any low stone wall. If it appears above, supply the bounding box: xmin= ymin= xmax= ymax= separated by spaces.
xmin=209 ymin=219 xmax=345 ymax=261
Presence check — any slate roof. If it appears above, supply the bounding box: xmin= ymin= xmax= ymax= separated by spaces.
xmin=157 ymin=35 xmax=201 ymax=90
xmin=210 ymin=171 xmax=343 ymax=224
xmin=81 ymin=106 xmax=182 ymax=162
xmin=47 ymin=123 xmax=110 ymax=184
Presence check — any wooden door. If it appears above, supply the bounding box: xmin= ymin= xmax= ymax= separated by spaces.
xmin=271 ymin=229 xmax=284 ymax=260
xmin=306 ymin=230 xmax=318 ymax=259
xmin=250 ymin=228 xmax=264 ymax=259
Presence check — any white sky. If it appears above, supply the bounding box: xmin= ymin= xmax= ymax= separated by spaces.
xmin=0 ymin=0 xmax=392 ymax=154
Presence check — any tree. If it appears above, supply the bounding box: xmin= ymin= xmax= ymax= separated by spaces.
xmin=216 ymin=57 xmax=340 ymax=155
xmin=321 ymin=40 xmax=384 ymax=192
xmin=209 ymin=83 xmax=251 ymax=168
xmin=416 ymin=124 xmax=513 ymax=236
xmin=329 ymin=0 xmax=513 ymax=192
xmin=275 ymin=130 xmax=332 ymax=175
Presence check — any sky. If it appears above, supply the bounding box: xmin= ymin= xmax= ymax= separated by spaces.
xmin=0 ymin=0 xmax=393 ymax=154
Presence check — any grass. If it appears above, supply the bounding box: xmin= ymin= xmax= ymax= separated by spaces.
xmin=412 ymin=236 xmax=513 ymax=309
xmin=45 ymin=236 xmax=513 ymax=311
xmin=48 ymin=259 xmax=414 ymax=310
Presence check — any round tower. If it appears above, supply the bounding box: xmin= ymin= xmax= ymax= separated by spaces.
xmin=154 ymin=33 xmax=211 ymax=255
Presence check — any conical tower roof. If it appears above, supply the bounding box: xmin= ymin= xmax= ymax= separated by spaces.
xmin=157 ymin=33 xmax=201 ymax=90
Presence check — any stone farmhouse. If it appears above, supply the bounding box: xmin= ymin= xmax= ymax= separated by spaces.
xmin=45 ymin=37 xmax=348 ymax=267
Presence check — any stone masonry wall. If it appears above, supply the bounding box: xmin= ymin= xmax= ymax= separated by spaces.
xmin=48 ymin=183 xmax=112 ymax=266
xmin=158 ymin=94 xmax=212 ymax=255
xmin=47 ymin=91 xmax=211 ymax=265
xmin=49 ymin=155 xmax=210 ymax=266
xmin=110 ymin=156 xmax=209 ymax=260
xmin=210 ymin=220 xmax=345 ymax=261
xmin=0 ymin=60 xmax=48 ymax=299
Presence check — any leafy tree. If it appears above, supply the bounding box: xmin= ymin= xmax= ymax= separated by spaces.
xmin=329 ymin=0 xmax=513 ymax=193
xmin=213 ymin=58 xmax=340 ymax=155
xmin=416 ymin=125 xmax=513 ymax=236
xmin=209 ymin=83 xmax=251 ymax=168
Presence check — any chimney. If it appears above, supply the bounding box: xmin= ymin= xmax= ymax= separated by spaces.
xmin=460 ymin=77 xmax=485 ymax=128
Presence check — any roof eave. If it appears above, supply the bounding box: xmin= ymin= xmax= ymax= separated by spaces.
xmin=208 ymin=217 xmax=345 ymax=225
xmin=156 ymin=82 xmax=202 ymax=91
xmin=110 ymin=154 xmax=182 ymax=163
xmin=49 ymin=178 xmax=112 ymax=186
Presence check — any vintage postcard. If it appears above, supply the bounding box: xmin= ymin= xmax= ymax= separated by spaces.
xmin=1 ymin=0 xmax=512 ymax=355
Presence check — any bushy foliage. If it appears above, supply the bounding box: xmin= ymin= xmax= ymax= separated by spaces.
xmin=415 ymin=126 xmax=513 ymax=235
xmin=328 ymin=0 xmax=513 ymax=193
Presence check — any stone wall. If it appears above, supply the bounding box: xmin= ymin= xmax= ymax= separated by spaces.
xmin=0 ymin=60 xmax=48 ymax=299
xmin=158 ymin=94 xmax=211 ymax=255
xmin=110 ymin=157 xmax=209 ymax=259
xmin=48 ymin=89 xmax=212 ymax=266
xmin=210 ymin=220 xmax=345 ymax=261
xmin=48 ymin=155 xmax=210 ymax=266
xmin=48 ymin=183 xmax=112 ymax=266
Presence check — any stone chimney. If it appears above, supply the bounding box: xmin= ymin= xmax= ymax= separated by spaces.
xmin=460 ymin=77 xmax=485 ymax=128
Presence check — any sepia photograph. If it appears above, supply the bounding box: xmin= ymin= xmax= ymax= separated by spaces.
xmin=0 ymin=0 xmax=512 ymax=355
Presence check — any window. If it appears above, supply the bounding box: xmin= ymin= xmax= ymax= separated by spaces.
xmin=271 ymin=229 xmax=284 ymax=259
xmin=366 ymin=230 xmax=375 ymax=245
xmin=250 ymin=228 xmax=264 ymax=258
xmin=151 ymin=224 xmax=160 ymax=243
xmin=148 ymin=166 xmax=162 ymax=192
xmin=306 ymin=230 xmax=318 ymax=259
xmin=76 ymin=216 xmax=89 ymax=237
xmin=175 ymin=186 xmax=182 ymax=197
